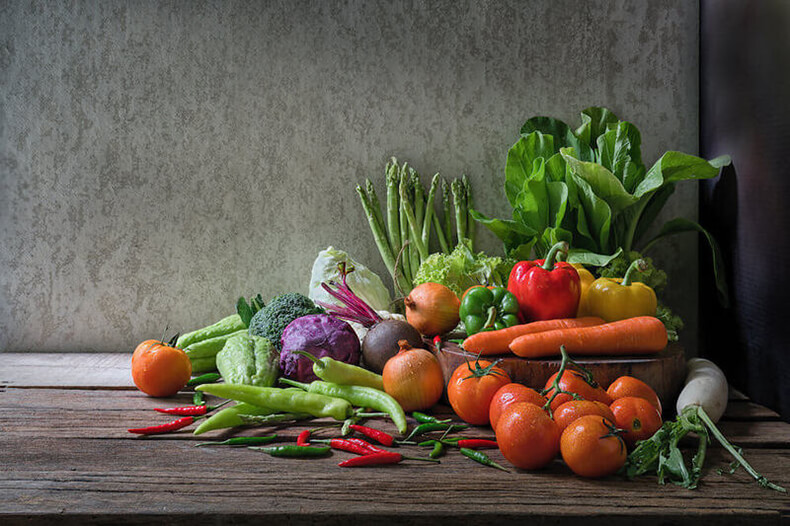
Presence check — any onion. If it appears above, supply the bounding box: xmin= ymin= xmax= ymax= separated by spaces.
xmin=404 ymin=282 xmax=460 ymax=336
xmin=382 ymin=340 xmax=444 ymax=412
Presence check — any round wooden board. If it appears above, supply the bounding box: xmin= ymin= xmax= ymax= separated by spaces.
xmin=434 ymin=342 xmax=687 ymax=409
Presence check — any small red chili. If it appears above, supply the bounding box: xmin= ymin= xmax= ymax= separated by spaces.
xmin=344 ymin=437 xmax=386 ymax=455
xmin=338 ymin=452 xmax=403 ymax=467
xmin=348 ymin=424 xmax=395 ymax=446
xmin=128 ymin=416 xmax=194 ymax=435
xmin=154 ymin=405 xmax=208 ymax=416
xmin=433 ymin=335 xmax=442 ymax=351
xmin=296 ymin=430 xmax=311 ymax=447
xmin=313 ymin=438 xmax=378 ymax=456
xmin=456 ymin=439 xmax=499 ymax=449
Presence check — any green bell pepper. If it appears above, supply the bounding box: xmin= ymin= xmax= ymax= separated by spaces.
xmin=460 ymin=286 xmax=520 ymax=335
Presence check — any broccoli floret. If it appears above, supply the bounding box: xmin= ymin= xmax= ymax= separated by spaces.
xmin=248 ymin=293 xmax=323 ymax=351
xmin=656 ymin=302 xmax=684 ymax=342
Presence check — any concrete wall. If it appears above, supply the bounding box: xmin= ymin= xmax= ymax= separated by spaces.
xmin=0 ymin=0 xmax=700 ymax=353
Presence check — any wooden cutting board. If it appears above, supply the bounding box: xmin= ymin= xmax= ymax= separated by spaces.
xmin=434 ymin=342 xmax=687 ymax=409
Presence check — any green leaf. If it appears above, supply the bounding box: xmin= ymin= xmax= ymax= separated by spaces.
xmin=544 ymin=152 xmax=567 ymax=183
xmin=575 ymin=107 xmax=620 ymax=149
xmin=236 ymin=297 xmax=254 ymax=328
xmin=469 ymin=209 xmax=536 ymax=253
xmin=567 ymin=172 xmax=612 ymax=252
xmin=561 ymin=148 xmax=638 ymax=214
xmin=566 ymin=247 xmax=623 ymax=267
xmin=631 ymin=184 xmax=676 ymax=248
xmin=505 ymin=132 xmax=555 ymax=207
xmin=513 ymin=158 xmax=550 ymax=231
xmin=643 ymin=217 xmax=729 ymax=306
xmin=596 ymin=121 xmax=645 ymax=192
xmin=634 ymin=152 xmax=731 ymax=198
xmin=521 ymin=116 xmax=594 ymax=161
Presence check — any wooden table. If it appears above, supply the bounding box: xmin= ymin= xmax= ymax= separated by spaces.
xmin=2 ymin=353 xmax=789 ymax=525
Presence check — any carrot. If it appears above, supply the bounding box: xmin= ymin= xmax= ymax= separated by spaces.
xmin=508 ymin=316 xmax=667 ymax=358
xmin=463 ymin=317 xmax=605 ymax=356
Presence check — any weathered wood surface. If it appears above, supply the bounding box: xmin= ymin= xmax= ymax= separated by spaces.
xmin=1 ymin=353 xmax=789 ymax=525
xmin=436 ymin=343 xmax=686 ymax=405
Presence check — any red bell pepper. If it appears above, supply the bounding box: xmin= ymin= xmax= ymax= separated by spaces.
xmin=507 ymin=242 xmax=580 ymax=321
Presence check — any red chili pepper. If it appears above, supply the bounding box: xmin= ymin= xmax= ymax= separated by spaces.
xmin=128 ymin=416 xmax=194 ymax=435
xmin=456 ymin=439 xmax=498 ymax=449
xmin=344 ymin=437 xmax=387 ymax=454
xmin=322 ymin=438 xmax=380 ymax=456
xmin=348 ymin=424 xmax=395 ymax=446
xmin=296 ymin=430 xmax=311 ymax=447
xmin=433 ymin=335 xmax=442 ymax=351
xmin=338 ymin=451 xmax=403 ymax=467
xmin=154 ymin=405 xmax=208 ymax=416
xmin=507 ymin=241 xmax=580 ymax=321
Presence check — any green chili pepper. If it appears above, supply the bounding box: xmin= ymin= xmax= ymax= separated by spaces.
xmin=193 ymin=402 xmax=276 ymax=435
xmin=406 ymin=422 xmax=468 ymax=441
xmin=460 ymin=447 xmax=510 ymax=473
xmin=459 ymin=286 xmax=520 ymax=336
xmin=249 ymin=445 xmax=331 ymax=458
xmin=187 ymin=373 xmax=221 ymax=386
xmin=192 ymin=390 xmax=205 ymax=406
xmin=294 ymin=351 xmax=384 ymax=391
xmin=196 ymin=435 xmax=277 ymax=447
xmin=196 ymin=383 xmax=352 ymax=421
xmin=412 ymin=411 xmax=452 ymax=424
xmin=429 ymin=440 xmax=446 ymax=459
xmin=280 ymin=378 xmax=407 ymax=435
xmin=238 ymin=413 xmax=312 ymax=425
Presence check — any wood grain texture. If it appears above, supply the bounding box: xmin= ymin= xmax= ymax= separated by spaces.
xmin=2 ymin=354 xmax=789 ymax=525
xmin=435 ymin=342 xmax=686 ymax=405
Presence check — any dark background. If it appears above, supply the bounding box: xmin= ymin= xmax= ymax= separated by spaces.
xmin=700 ymin=0 xmax=790 ymax=419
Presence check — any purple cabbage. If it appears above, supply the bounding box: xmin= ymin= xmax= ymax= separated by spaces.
xmin=280 ymin=314 xmax=361 ymax=382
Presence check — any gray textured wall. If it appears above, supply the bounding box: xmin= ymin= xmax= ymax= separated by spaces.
xmin=0 ymin=0 xmax=700 ymax=353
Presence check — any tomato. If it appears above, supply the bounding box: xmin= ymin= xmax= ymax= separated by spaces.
xmin=560 ymin=415 xmax=627 ymax=478
xmin=553 ymin=400 xmax=616 ymax=433
xmin=447 ymin=359 xmax=511 ymax=425
xmin=609 ymin=396 xmax=662 ymax=448
xmin=606 ymin=376 xmax=662 ymax=416
xmin=495 ymin=402 xmax=560 ymax=470
xmin=489 ymin=383 xmax=547 ymax=430
xmin=543 ymin=369 xmax=612 ymax=411
xmin=131 ymin=339 xmax=192 ymax=397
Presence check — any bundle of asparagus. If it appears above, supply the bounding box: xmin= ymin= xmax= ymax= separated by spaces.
xmin=356 ymin=157 xmax=475 ymax=295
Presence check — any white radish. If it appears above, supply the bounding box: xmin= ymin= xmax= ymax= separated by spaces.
xmin=676 ymin=357 xmax=728 ymax=423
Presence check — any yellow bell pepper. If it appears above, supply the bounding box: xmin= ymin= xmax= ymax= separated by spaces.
xmin=584 ymin=259 xmax=657 ymax=322
xmin=571 ymin=263 xmax=596 ymax=316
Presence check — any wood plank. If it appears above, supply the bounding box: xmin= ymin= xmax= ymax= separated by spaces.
xmin=1 ymin=435 xmax=788 ymax=525
xmin=0 ymin=353 xmax=133 ymax=388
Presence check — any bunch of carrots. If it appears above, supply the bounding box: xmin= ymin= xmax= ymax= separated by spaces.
xmin=462 ymin=316 xmax=668 ymax=358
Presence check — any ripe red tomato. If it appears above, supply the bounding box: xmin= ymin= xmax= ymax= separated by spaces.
xmin=495 ymin=402 xmax=560 ymax=470
xmin=553 ymin=400 xmax=616 ymax=434
xmin=543 ymin=369 xmax=612 ymax=411
xmin=489 ymin=383 xmax=547 ymax=430
xmin=447 ymin=359 xmax=511 ymax=425
xmin=610 ymin=396 xmax=663 ymax=448
xmin=560 ymin=415 xmax=627 ymax=478
xmin=606 ymin=376 xmax=662 ymax=416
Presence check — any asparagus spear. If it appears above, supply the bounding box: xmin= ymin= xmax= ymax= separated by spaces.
xmin=413 ymin=171 xmax=425 ymax=233
xmin=386 ymin=159 xmax=401 ymax=261
xmin=422 ymin=173 xmax=440 ymax=250
xmin=366 ymin=179 xmax=389 ymax=252
xmin=451 ymin=178 xmax=467 ymax=244
xmin=356 ymin=185 xmax=396 ymax=278
xmin=400 ymin=173 xmax=429 ymax=261
xmin=442 ymin=179 xmax=453 ymax=249
xmin=463 ymin=174 xmax=475 ymax=250
xmin=398 ymin=165 xmax=413 ymax=284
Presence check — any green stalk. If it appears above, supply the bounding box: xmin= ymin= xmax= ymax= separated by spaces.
xmin=357 ymin=185 xmax=397 ymax=278
xmin=400 ymin=174 xmax=429 ymax=261
xmin=464 ymin=174 xmax=475 ymax=250
xmin=442 ymin=179 xmax=453 ymax=247
xmin=621 ymin=259 xmax=647 ymax=287
xmin=413 ymin=171 xmax=425 ymax=235
xmin=399 ymin=168 xmax=413 ymax=284
xmin=366 ymin=179 xmax=389 ymax=253
xmin=433 ymin=213 xmax=450 ymax=254
xmin=386 ymin=159 xmax=401 ymax=258
xmin=422 ymin=173 xmax=440 ymax=249
xmin=451 ymin=179 xmax=467 ymax=244
xmin=623 ymin=196 xmax=651 ymax=253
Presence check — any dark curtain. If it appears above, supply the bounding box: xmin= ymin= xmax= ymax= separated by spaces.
xmin=700 ymin=0 xmax=790 ymax=420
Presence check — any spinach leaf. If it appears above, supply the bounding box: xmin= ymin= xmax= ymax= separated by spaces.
xmin=505 ymin=132 xmax=555 ymax=207
xmin=561 ymin=148 xmax=638 ymax=214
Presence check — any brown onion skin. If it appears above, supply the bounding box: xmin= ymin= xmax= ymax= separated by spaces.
xmin=382 ymin=340 xmax=444 ymax=412
xmin=404 ymin=282 xmax=461 ymax=336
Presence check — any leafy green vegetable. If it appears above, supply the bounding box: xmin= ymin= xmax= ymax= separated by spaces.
xmin=626 ymin=405 xmax=785 ymax=493
xmin=413 ymin=240 xmax=515 ymax=297
xmin=472 ymin=106 xmax=730 ymax=305
xmin=599 ymin=251 xmax=667 ymax=292
xmin=308 ymin=247 xmax=392 ymax=312
xmin=236 ymin=294 xmax=265 ymax=328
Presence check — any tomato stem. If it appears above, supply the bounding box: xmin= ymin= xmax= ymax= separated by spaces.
xmin=540 ymin=346 xmax=585 ymax=417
